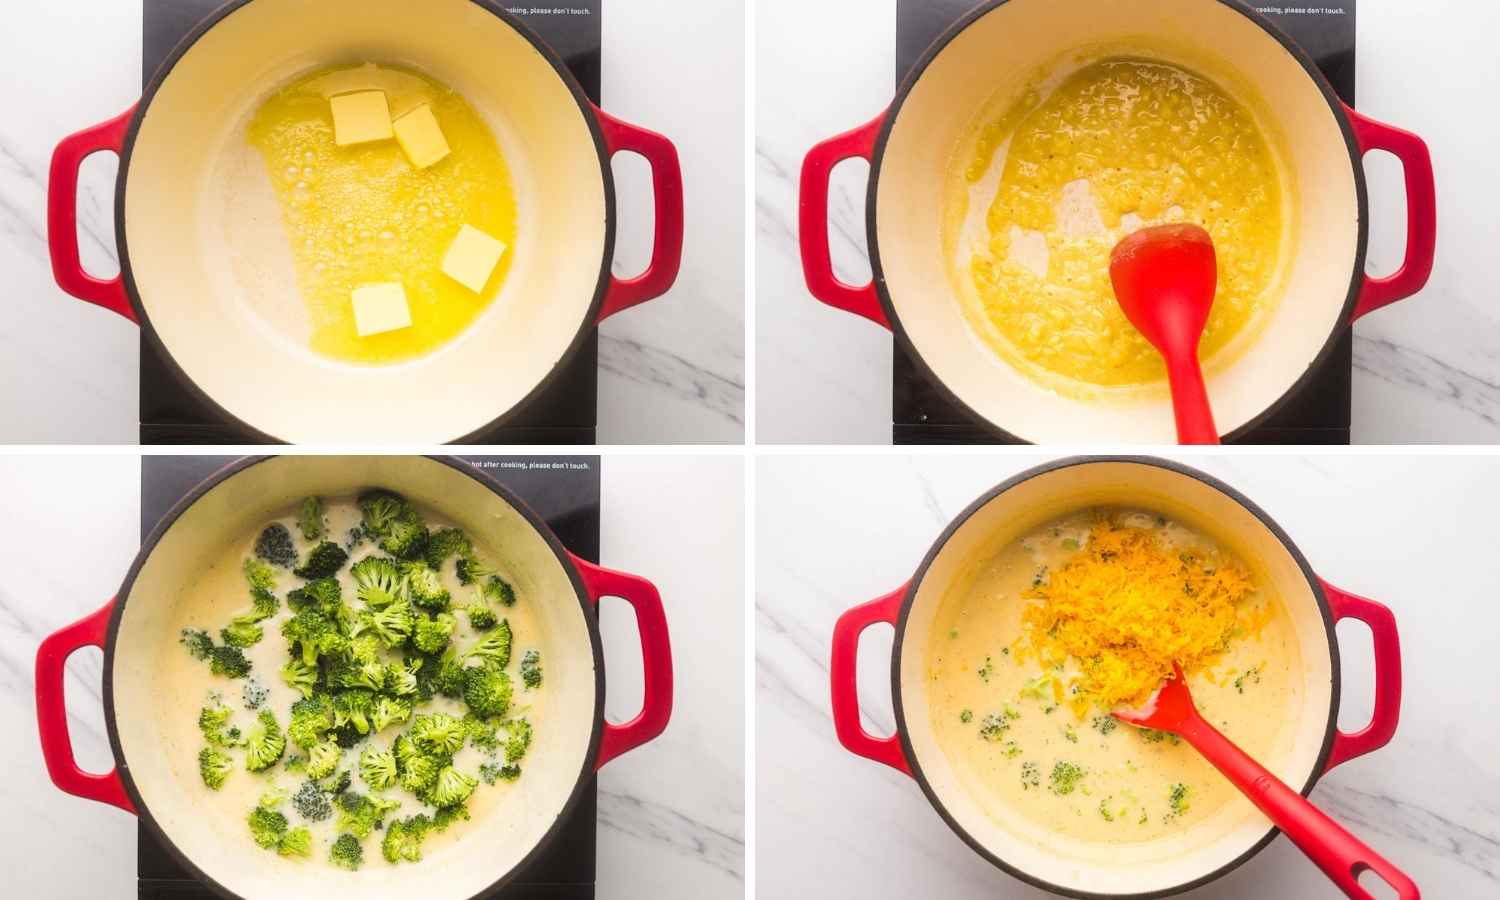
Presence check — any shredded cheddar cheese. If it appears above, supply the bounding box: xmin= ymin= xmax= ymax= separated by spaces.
xmin=1018 ymin=518 xmax=1256 ymax=714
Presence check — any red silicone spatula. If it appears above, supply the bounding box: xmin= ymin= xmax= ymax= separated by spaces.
xmin=1115 ymin=663 xmax=1420 ymax=900
xmin=1109 ymin=224 xmax=1221 ymax=444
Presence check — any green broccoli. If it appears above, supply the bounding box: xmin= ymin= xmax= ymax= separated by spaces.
xmin=424 ymin=528 xmax=471 ymax=571
xmin=298 ymin=496 xmax=325 ymax=541
xmin=1092 ymin=715 xmax=1119 ymax=735
xmin=520 ymin=649 xmax=542 ymax=689
xmin=380 ymin=513 xmax=428 ymax=561
xmin=292 ymin=780 xmax=332 ymax=821
xmin=306 ymin=740 xmax=341 ymax=780
xmin=281 ymin=608 xmax=345 ymax=667
xmin=410 ymin=713 xmax=466 ymax=756
xmin=287 ymin=577 xmax=342 ymax=613
xmin=249 ymin=588 xmax=279 ymax=622
xmin=210 ymin=644 xmax=253 ymax=679
xmin=403 ymin=562 xmax=450 ymax=611
xmin=461 ymin=620 xmax=511 ymax=667
xmin=336 ymin=791 xmax=400 ymax=839
xmin=180 ymin=628 xmax=214 ymax=661
xmin=381 ymin=814 xmax=433 ymax=863
xmin=1049 ymin=761 xmax=1087 ymax=796
xmin=255 ymin=523 xmax=298 ymax=569
xmin=372 ymin=696 xmax=413 ymax=734
xmin=287 ymin=695 xmax=335 ymax=750
xmin=429 ymin=650 xmax=466 ymax=699
xmin=385 ymin=660 xmax=419 ymax=697
xmin=428 ymin=766 xmax=477 ymax=808
xmin=504 ymin=718 xmax=533 ymax=764
xmin=1168 ymin=782 xmax=1192 ymax=817
xmin=412 ymin=612 xmax=455 ymax=655
xmin=220 ymin=617 xmax=264 ymax=649
xmin=330 ymin=833 xmax=363 ymax=870
xmin=358 ymin=490 xmax=406 ymax=536
xmin=462 ymin=665 xmax=513 ymax=719
xmin=359 ymin=746 xmax=399 ymax=791
xmin=294 ymin=541 xmax=349 ymax=580
xmin=398 ymin=754 xmax=439 ymax=796
xmin=479 ymin=575 xmax=516 ymax=608
xmin=245 ymin=709 xmax=287 ymax=771
xmin=248 ymin=803 xmax=289 ymax=850
xmin=281 ymin=658 xmax=318 ymax=700
xmin=320 ymin=768 xmax=353 ymax=795
xmin=332 ymin=690 xmax=375 ymax=735
xmin=243 ymin=556 xmax=279 ymax=593
xmin=277 ymin=827 xmax=312 ymax=858
xmin=365 ymin=600 xmax=415 ymax=648
xmin=431 ymin=803 xmax=470 ymax=832
xmin=199 ymin=746 xmax=233 ymax=790
xmin=465 ymin=603 xmax=497 ymax=631
xmin=350 ymin=556 xmax=405 ymax=609
xmin=463 ymin=714 xmax=501 ymax=752
xmin=455 ymin=554 xmax=494 ymax=586
xmin=199 ymin=702 xmax=241 ymax=747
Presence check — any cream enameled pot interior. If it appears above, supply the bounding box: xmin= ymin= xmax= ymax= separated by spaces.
xmin=124 ymin=0 xmax=608 ymax=442
xmin=896 ymin=461 xmax=1335 ymax=896
xmin=876 ymin=0 xmax=1360 ymax=443
xmin=111 ymin=457 xmax=598 ymax=900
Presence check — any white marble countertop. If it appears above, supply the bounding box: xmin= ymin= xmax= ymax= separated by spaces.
xmin=0 ymin=1 xmax=744 ymax=444
xmin=756 ymin=0 xmax=1500 ymax=444
xmin=0 ymin=454 xmax=744 ymax=899
xmin=757 ymin=452 xmax=1500 ymax=897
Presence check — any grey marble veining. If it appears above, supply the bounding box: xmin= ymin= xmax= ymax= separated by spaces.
xmin=757 ymin=453 xmax=1500 ymax=897
xmin=0 ymin=455 xmax=745 ymax=899
xmin=756 ymin=0 xmax=1500 ymax=444
xmin=0 ymin=0 xmax=744 ymax=444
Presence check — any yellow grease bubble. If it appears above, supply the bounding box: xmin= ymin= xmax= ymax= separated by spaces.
xmin=963 ymin=58 xmax=1283 ymax=387
xmin=248 ymin=64 xmax=518 ymax=365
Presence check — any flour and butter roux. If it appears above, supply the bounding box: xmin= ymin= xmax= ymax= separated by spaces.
xmin=927 ymin=508 xmax=1300 ymax=844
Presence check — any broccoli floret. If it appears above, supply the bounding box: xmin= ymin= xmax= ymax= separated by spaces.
xmin=287 ymin=695 xmax=335 ymax=749
xmin=210 ymin=645 xmax=253 ymax=679
xmin=242 ymin=678 xmax=269 ymax=710
xmin=465 ymin=603 xmax=497 ymax=631
xmin=277 ymin=827 xmax=312 ymax=858
xmin=478 ymin=761 xmax=505 ymax=785
xmin=292 ymin=780 xmax=332 ymax=821
xmin=432 ymin=803 xmax=471 ymax=833
xmin=424 ymin=528 xmax=471 ymax=571
xmin=330 ymin=833 xmax=363 ymax=871
xmin=180 ymin=628 xmax=214 ymax=661
xmin=337 ymin=791 xmax=400 ymax=839
xmin=287 ymin=577 xmax=342 ymax=613
xmin=199 ymin=702 xmax=241 ymax=747
xmin=497 ymin=764 xmax=521 ymax=782
xmin=329 ymin=654 xmax=387 ymax=692
xmin=504 ymin=718 xmax=533 ymax=764
xmin=455 ymin=554 xmax=494 ymax=586
xmin=462 ymin=714 xmax=500 ymax=752
xmin=281 ymin=608 xmax=345 ymax=667
xmin=249 ymin=588 xmax=279 ymax=621
xmin=520 ymin=649 xmax=542 ymax=689
xmin=386 ymin=660 xmax=419 ymax=697
xmin=462 ymin=665 xmax=513 ymax=719
xmin=381 ymin=814 xmax=433 ymax=864
xmin=479 ymin=575 xmax=516 ymax=608
xmin=429 ymin=651 xmax=465 ymax=699
xmin=255 ymin=523 xmax=298 ymax=569
xmin=199 ymin=746 xmax=233 ymax=790
xmin=332 ymin=690 xmax=376 ymax=736
xmin=398 ymin=755 xmax=438 ymax=796
xmin=248 ymin=803 xmax=289 ymax=849
xmin=281 ymin=660 xmax=319 ymax=700
xmin=429 ymin=766 xmax=478 ymax=808
xmin=410 ymin=713 xmax=466 ymax=756
xmin=305 ymin=740 xmax=341 ymax=779
xmin=245 ymin=709 xmax=287 ymax=771
xmin=295 ymin=541 xmax=349 ymax=580
xmin=461 ymin=621 xmax=511 ymax=668
xmin=298 ymin=496 xmax=325 ymax=541
xmin=1168 ymin=782 xmax=1192 ymax=816
xmin=359 ymin=746 xmax=399 ymax=791
xmin=412 ymin=612 xmax=456 ymax=655
xmin=243 ymin=556 xmax=279 ymax=593
xmin=321 ymin=768 xmax=353 ymax=795
xmin=220 ymin=617 xmax=263 ymax=649
xmin=1049 ymin=761 xmax=1086 ymax=796
xmin=403 ymin=562 xmax=450 ymax=611
xmin=350 ymin=556 xmax=405 ymax=609
xmin=358 ymin=490 xmax=406 ymax=535
xmin=380 ymin=513 xmax=428 ymax=561
xmin=372 ymin=696 xmax=413 ymax=734
xmin=364 ymin=600 xmax=414 ymax=648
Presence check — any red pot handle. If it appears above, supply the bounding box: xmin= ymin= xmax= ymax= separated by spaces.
xmin=1345 ymin=105 xmax=1437 ymax=321
xmin=829 ymin=584 xmax=910 ymax=774
xmin=799 ymin=114 xmax=890 ymax=328
xmin=34 ymin=599 xmax=134 ymax=813
xmin=1320 ymin=580 xmax=1403 ymax=771
xmin=593 ymin=107 xmax=685 ymax=321
xmin=571 ymin=555 xmax=674 ymax=768
xmin=48 ymin=106 xmax=138 ymax=324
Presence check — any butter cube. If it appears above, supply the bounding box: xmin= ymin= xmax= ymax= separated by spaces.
xmin=330 ymin=91 xmax=393 ymax=146
xmin=441 ymin=225 xmax=508 ymax=293
xmin=393 ymin=104 xmax=451 ymax=169
xmin=351 ymin=283 xmax=412 ymax=337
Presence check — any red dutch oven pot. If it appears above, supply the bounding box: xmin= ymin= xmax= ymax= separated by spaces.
xmin=49 ymin=0 xmax=685 ymax=443
xmin=35 ymin=456 xmax=673 ymax=900
xmin=831 ymin=457 xmax=1403 ymax=897
xmin=801 ymin=0 xmax=1437 ymax=444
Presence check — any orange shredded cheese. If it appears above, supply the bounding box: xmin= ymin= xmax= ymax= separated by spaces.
xmin=1018 ymin=517 xmax=1257 ymax=714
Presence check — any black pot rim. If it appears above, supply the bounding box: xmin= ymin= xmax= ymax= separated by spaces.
xmin=865 ymin=0 xmax=1371 ymax=444
xmin=100 ymin=454 xmax=609 ymax=900
xmin=114 ymin=0 xmax=617 ymax=445
xmin=888 ymin=455 xmax=1343 ymax=900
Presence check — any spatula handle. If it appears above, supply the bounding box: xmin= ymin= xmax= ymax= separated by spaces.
xmin=1180 ymin=718 xmax=1418 ymax=899
xmin=1163 ymin=354 xmax=1219 ymax=445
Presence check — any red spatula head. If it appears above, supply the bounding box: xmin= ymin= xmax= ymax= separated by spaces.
xmin=1109 ymin=224 xmax=1221 ymax=444
xmin=1112 ymin=662 xmax=1195 ymax=733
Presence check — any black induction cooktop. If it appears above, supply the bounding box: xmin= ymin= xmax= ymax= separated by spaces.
xmin=892 ymin=0 xmax=1357 ymax=445
xmin=139 ymin=1 xmax=603 ymax=446
xmin=139 ymin=453 xmax=601 ymax=899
